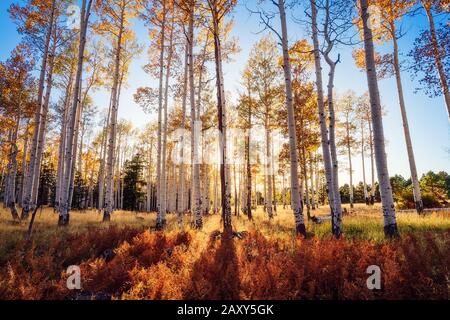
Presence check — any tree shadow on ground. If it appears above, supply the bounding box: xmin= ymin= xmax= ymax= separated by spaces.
xmin=184 ymin=233 xmax=240 ymax=300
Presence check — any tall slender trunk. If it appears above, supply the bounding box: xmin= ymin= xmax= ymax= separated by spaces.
xmin=59 ymin=0 xmax=92 ymax=225
xmin=210 ymin=5 xmax=232 ymax=233
xmin=103 ymin=9 xmax=124 ymax=222
xmin=233 ymin=163 xmax=238 ymax=215
xmin=361 ymin=120 xmax=369 ymax=203
xmin=360 ymin=0 xmax=399 ymax=238
xmin=31 ymin=33 xmax=57 ymax=209
xmin=147 ymin=142 xmax=153 ymax=212
xmin=391 ymin=22 xmax=423 ymax=213
xmin=309 ymin=152 xmax=315 ymax=210
xmin=310 ymin=0 xmax=336 ymax=233
xmin=98 ymin=97 xmax=112 ymax=211
xmin=19 ymin=120 xmax=30 ymax=207
xmin=155 ymin=0 xmax=167 ymax=222
xmin=22 ymin=0 xmax=56 ymax=217
xmin=187 ymin=4 xmax=202 ymax=229
xmin=314 ymin=152 xmax=319 ymax=207
xmin=278 ymin=0 xmax=305 ymax=235
xmin=322 ymin=0 xmax=342 ymax=236
xmin=368 ymin=119 xmax=375 ymax=203
xmin=265 ymin=118 xmax=273 ymax=218
xmin=68 ymin=87 xmax=83 ymax=209
xmin=421 ymin=2 xmax=450 ymax=119
xmin=56 ymin=66 xmax=74 ymax=211
xmin=271 ymin=137 xmax=277 ymax=213
xmin=157 ymin=11 xmax=174 ymax=229
xmin=301 ymin=147 xmax=311 ymax=219
xmin=246 ymin=103 xmax=252 ymax=220
xmin=178 ymin=40 xmax=189 ymax=224
xmin=7 ymin=115 xmax=21 ymax=220
xmin=346 ymin=114 xmax=354 ymax=208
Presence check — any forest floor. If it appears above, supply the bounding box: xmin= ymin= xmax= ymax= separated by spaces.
xmin=0 ymin=204 xmax=449 ymax=300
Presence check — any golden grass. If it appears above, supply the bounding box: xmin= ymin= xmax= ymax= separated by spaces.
xmin=1 ymin=203 xmax=448 ymax=264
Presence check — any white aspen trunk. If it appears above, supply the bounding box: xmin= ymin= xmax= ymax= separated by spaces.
xmin=278 ymin=0 xmax=305 ymax=235
xmin=265 ymin=124 xmax=273 ymax=218
xmin=178 ymin=40 xmax=189 ymax=223
xmin=246 ymin=104 xmax=252 ymax=219
xmin=102 ymin=6 xmax=125 ymax=222
xmin=204 ymin=164 xmax=210 ymax=215
xmin=55 ymin=66 xmax=74 ymax=211
xmin=310 ymin=0 xmax=337 ymax=234
xmin=210 ymin=4 xmax=232 ymax=233
xmin=19 ymin=120 xmax=30 ymax=207
xmin=7 ymin=115 xmax=21 ymax=220
xmin=4 ymin=129 xmax=13 ymax=208
xmin=302 ymin=147 xmax=311 ymax=219
xmin=22 ymin=0 xmax=56 ymax=218
xmin=187 ymin=5 xmax=202 ymax=229
xmin=233 ymin=163 xmax=238 ymax=215
xmin=271 ymin=136 xmax=277 ymax=213
xmin=360 ymin=0 xmax=399 ymax=237
xmin=31 ymin=34 xmax=57 ymax=208
xmin=263 ymin=164 xmax=267 ymax=212
xmin=156 ymin=12 xmax=174 ymax=229
xmin=421 ymin=2 xmax=450 ymax=120
xmin=147 ymin=142 xmax=153 ymax=212
xmin=98 ymin=97 xmax=112 ymax=211
xmin=309 ymin=152 xmax=316 ymax=210
xmin=59 ymin=0 xmax=93 ymax=225
xmin=391 ymin=23 xmax=423 ymax=213
xmin=346 ymin=114 xmax=354 ymax=208
xmin=323 ymin=0 xmax=343 ymax=235
xmin=314 ymin=152 xmax=320 ymax=207
xmin=213 ymin=167 xmax=218 ymax=214
xmin=155 ymin=0 xmax=167 ymax=222
xmin=361 ymin=120 xmax=369 ymax=203
xmin=368 ymin=119 xmax=375 ymax=203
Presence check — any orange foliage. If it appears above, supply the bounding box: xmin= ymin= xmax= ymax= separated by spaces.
xmin=0 ymin=228 xmax=448 ymax=300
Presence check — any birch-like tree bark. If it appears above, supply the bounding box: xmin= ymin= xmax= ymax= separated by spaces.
xmin=309 ymin=152 xmax=316 ymax=210
xmin=155 ymin=0 xmax=167 ymax=227
xmin=56 ymin=64 xmax=75 ymax=212
xmin=22 ymin=0 xmax=56 ymax=219
xmin=59 ymin=0 xmax=93 ymax=226
xmin=188 ymin=3 xmax=202 ymax=229
xmin=322 ymin=0 xmax=343 ymax=235
xmin=31 ymin=33 xmax=57 ymax=208
xmin=390 ymin=21 xmax=423 ymax=213
xmin=246 ymin=100 xmax=252 ymax=220
xmin=310 ymin=0 xmax=338 ymax=236
xmin=103 ymin=9 xmax=125 ymax=222
xmin=156 ymin=11 xmax=175 ymax=229
xmin=277 ymin=0 xmax=305 ymax=235
xmin=360 ymin=120 xmax=369 ymax=203
xmin=19 ymin=120 xmax=30 ymax=207
xmin=208 ymin=0 xmax=232 ymax=233
xmin=6 ymin=115 xmax=20 ymax=220
xmin=360 ymin=0 xmax=399 ymax=238
xmin=420 ymin=1 xmax=450 ymax=120
xmin=178 ymin=40 xmax=189 ymax=224
xmin=345 ymin=113 xmax=354 ymax=208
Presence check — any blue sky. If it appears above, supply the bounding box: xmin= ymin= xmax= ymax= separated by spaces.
xmin=0 ymin=0 xmax=448 ymax=185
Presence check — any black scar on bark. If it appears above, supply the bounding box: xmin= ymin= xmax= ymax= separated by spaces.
xmin=155 ymin=218 xmax=166 ymax=230
xmin=296 ymin=223 xmax=307 ymax=238
xmin=58 ymin=213 xmax=70 ymax=226
xmin=384 ymin=223 xmax=400 ymax=239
